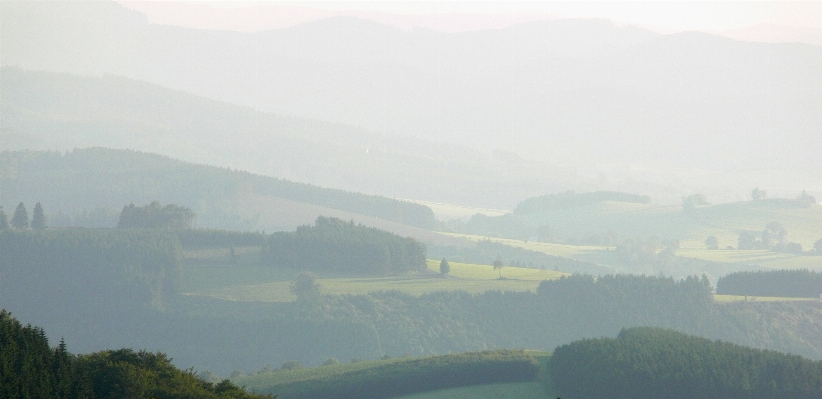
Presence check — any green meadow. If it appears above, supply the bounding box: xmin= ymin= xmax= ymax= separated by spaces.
xmin=181 ymin=247 xmax=567 ymax=302
xmin=234 ymin=350 xmax=553 ymax=399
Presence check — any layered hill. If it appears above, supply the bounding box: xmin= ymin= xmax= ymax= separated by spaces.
xmin=0 ymin=67 xmax=580 ymax=208
xmin=0 ymin=148 xmax=447 ymax=235
xmin=3 ymin=1 xmax=821 ymax=201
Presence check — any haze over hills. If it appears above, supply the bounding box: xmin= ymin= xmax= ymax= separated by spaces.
xmin=0 ymin=67 xmax=593 ymax=209
xmin=3 ymin=1 xmax=821 ymax=204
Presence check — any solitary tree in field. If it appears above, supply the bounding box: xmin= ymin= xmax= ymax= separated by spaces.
xmin=814 ymin=239 xmax=822 ymax=255
xmin=10 ymin=202 xmax=29 ymax=229
xmin=0 ymin=207 xmax=8 ymax=230
xmin=439 ymin=258 xmax=450 ymax=277
xmin=493 ymin=259 xmax=505 ymax=279
xmin=31 ymin=202 xmax=46 ymax=230
xmin=705 ymin=236 xmax=719 ymax=250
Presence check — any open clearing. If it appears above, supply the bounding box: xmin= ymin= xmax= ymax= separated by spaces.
xmin=713 ymin=294 xmax=820 ymax=303
xmin=181 ymin=248 xmax=567 ymax=302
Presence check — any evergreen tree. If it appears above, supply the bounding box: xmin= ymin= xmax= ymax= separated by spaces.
xmin=439 ymin=258 xmax=450 ymax=276
xmin=31 ymin=202 xmax=47 ymax=230
xmin=10 ymin=202 xmax=29 ymax=229
xmin=0 ymin=207 xmax=8 ymax=230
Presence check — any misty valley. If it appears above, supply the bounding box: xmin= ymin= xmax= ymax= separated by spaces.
xmin=2 ymin=2 xmax=822 ymax=399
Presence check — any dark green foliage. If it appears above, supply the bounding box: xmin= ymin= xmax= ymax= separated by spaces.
xmin=117 ymin=201 xmax=196 ymax=229
xmin=262 ymin=217 xmax=426 ymax=275
xmin=439 ymin=257 xmax=450 ymax=276
xmin=290 ymin=272 xmax=321 ymax=300
xmin=30 ymin=202 xmax=46 ymax=230
xmin=10 ymin=202 xmax=28 ymax=229
xmin=0 ymin=148 xmax=436 ymax=229
xmin=261 ymin=350 xmax=539 ymax=399
xmin=717 ymin=269 xmax=822 ymax=298
xmin=550 ymin=327 xmax=822 ymax=399
xmin=0 ymin=310 xmax=88 ymax=399
xmin=0 ymin=311 xmax=267 ymax=399
xmin=0 ymin=229 xmax=183 ymax=319
xmin=175 ymin=229 xmax=267 ymax=249
xmin=514 ymin=191 xmax=651 ymax=214
xmin=537 ymin=274 xmax=715 ymax=332
xmin=76 ymin=349 xmax=267 ymax=399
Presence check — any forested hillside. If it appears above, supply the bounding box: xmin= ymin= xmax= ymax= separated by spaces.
xmin=0 ymin=148 xmax=435 ymax=229
xmin=717 ymin=269 xmax=822 ymax=298
xmin=551 ymin=327 xmax=822 ymax=399
xmin=0 ymin=310 xmax=268 ymax=399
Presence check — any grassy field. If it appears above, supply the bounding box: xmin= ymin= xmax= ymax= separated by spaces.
xmin=181 ymin=248 xmax=567 ymax=303
xmin=713 ymin=294 xmax=820 ymax=303
xmin=398 ymin=198 xmax=509 ymax=220
xmin=393 ymin=381 xmax=551 ymax=399
xmin=235 ymin=350 xmax=553 ymax=399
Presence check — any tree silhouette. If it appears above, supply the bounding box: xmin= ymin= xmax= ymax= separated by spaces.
xmin=31 ymin=202 xmax=47 ymax=230
xmin=10 ymin=202 xmax=29 ymax=229
xmin=439 ymin=258 xmax=450 ymax=276
xmin=493 ymin=259 xmax=505 ymax=279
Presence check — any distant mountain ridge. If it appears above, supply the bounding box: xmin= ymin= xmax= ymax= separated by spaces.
xmin=0 ymin=67 xmax=593 ymax=208
xmin=3 ymin=0 xmax=819 ymax=179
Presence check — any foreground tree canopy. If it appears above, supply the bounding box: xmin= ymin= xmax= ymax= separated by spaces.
xmin=0 ymin=310 xmax=270 ymax=399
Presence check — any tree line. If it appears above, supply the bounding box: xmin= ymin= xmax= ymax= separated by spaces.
xmin=550 ymin=326 xmax=822 ymax=399
xmin=717 ymin=269 xmax=822 ymax=298
xmin=0 ymin=202 xmax=47 ymax=230
xmin=0 ymin=310 xmax=269 ymax=399
xmin=261 ymin=217 xmax=427 ymax=275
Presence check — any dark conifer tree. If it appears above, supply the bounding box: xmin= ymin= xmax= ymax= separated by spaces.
xmin=439 ymin=258 xmax=450 ymax=276
xmin=10 ymin=202 xmax=29 ymax=229
xmin=31 ymin=202 xmax=47 ymax=230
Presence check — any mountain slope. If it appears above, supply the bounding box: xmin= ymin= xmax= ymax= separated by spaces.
xmin=0 ymin=67 xmax=584 ymax=208
xmin=3 ymin=0 xmax=821 ymax=196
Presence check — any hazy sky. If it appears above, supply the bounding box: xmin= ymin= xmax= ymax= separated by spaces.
xmin=122 ymin=1 xmax=822 ymax=33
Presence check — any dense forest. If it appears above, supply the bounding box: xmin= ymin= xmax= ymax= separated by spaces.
xmin=551 ymin=327 xmax=822 ymax=399
xmin=717 ymin=269 xmax=822 ymax=298
xmin=0 ymin=148 xmax=436 ymax=229
xmin=262 ymin=217 xmax=427 ymax=275
xmin=0 ymin=229 xmax=182 ymax=328
xmin=0 ymin=310 xmax=268 ymax=399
